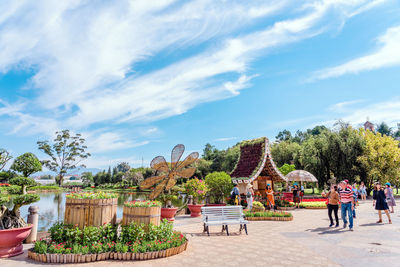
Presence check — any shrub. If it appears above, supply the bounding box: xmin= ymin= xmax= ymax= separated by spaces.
xmin=184 ymin=178 xmax=208 ymax=204
xmin=244 ymin=211 xmax=292 ymax=218
xmin=10 ymin=152 xmax=42 ymax=177
xmin=205 ymin=172 xmax=232 ymax=204
xmin=9 ymin=176 xmax=37 ymax=194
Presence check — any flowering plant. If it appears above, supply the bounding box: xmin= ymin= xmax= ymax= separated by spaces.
xmin=124 ymin=200 xmax=161 ymax=208
xmin=0 ymin=183 xmax=10 ymax=187
xmin=66 ymin=192 xmax=117 ymax=199
xmin=184 ymin=178 xmax=208 ymax=204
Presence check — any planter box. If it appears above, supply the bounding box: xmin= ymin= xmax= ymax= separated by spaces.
xmin=122 ymin=206 xmax=161 ymax=226
xmin=27 ymin=240 xmax=189 ymax=263
xmin=64 ymin=198 xmax=117 ymax=228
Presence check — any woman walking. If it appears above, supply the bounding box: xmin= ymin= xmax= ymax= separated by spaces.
xmin=265 ymin=184 xmax=275 ymax=210
xmin=359 ymin=182 xmax=367 ymax=201
xmin=246 ymin=183 xmax=254 ymax=211
xmin=322 ymin=185 xmax=340 ymax=227
xmin=384 ymin=183 xmax=396 ymax=213
xmin=373 ymin=182 xmax=392 ymax=224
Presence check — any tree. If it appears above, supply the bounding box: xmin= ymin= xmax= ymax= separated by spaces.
xmin=278 ymin=163 xmax=296 ymax=176
xmin=10 ymin=152 xmax=42 ymax=177
xmin=37 ymin=130 xmax=91 ymax=186
xmin=202 ymin=143 xmax=239 ymax=174
xmin=205 ymin=172 xmax=233 ymax=204
xmin=116 ymin=162 xmax=130 ymax=173
xmin=357 ymin=129 xmax=400 ymax=189
xmin=275 ymin=130 xmax=292 ymax=142
xmin=123 ymin=168 xmax=144 ymax=186
xmin=0 ymin=148 xmax=12 ymax=171
xmin=270 ymin=141 xmax=301 ymax=168
xmin=81 ymin=172 xmax=93 ymax=186
xmin=376 ymin=122 xmax=392 ymax=136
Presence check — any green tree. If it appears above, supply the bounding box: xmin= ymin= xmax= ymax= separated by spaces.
xmin=376 ymin=122 xmax=392 ymax=136
xmin=270 ymin=141 xmax=301 ymax=168
xmin=357 ymin=129 xmax=400 ymax=189
xmin=81 ymin=172 xmax=93 ymax=186
xmin=205 ymin=172 xmax=233 ymax=204
xmin=37 ymin=130 xmax=91 ymax=186
xmin=202 ymin=143 xmax=239 ymax=174
xmin=116 ymin=162 xmax=130 ymax=173
xmin=0 ymin=148 xmax=12 ymax=171
xmin=275 ymin=130 xmax=292 ymax=142
xmin=278 ymin=163 xmax=296 ymax=176
xmin=10 ymin=152 xmax=42 ymax=177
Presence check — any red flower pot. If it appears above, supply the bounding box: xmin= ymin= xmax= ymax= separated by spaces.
xmin=0 ymin=225 xmax=32 ymax=258
xmin=161 ymin=207 xmax=177 ymax=222
xmin=188 ymin=204 xmax=204 ymax=217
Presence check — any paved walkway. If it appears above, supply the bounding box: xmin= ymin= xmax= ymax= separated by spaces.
xmin=2 ymin=200 xmax=400 ymax=266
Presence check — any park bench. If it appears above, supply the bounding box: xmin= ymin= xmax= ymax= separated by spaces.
xmin=201 ymin=206 xmax=248 ymax=236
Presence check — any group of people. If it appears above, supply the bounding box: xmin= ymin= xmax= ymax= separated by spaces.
xmin=322 ymin=180 xmax=396 ymax=231
xmin=230 ymin=183 xmax=276 ymax=211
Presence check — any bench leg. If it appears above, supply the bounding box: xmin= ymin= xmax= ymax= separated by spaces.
xmin=207 ymin=225 xmax=210 ymax=236
xmin=239 ymin=224 xmax=243 ymax=233
xmin=203 ymin=223 xmax=207 ymax=233
xmin=244 ymin=224 xmax=248 ymax=235
xmin=226 ymin=225 xmax=229 ymax=236
xmin=221 ymin=225 xmax=225 ymax=232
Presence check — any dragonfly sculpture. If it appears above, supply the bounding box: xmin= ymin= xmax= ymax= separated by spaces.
xmin=140 ymin=144 xmax=199 ymax=200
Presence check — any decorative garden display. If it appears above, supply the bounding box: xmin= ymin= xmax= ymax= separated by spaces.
xmin=244 ymin=211 xmax=293 ymax=221
xmin=122 ymin=200 xmax=161 ymax=226
xmin=0 ymin=177 xmax=40 ymax=257
xmin=140 ymin=144 xmax=199 ymax=221
xmin=29 ymin=220 xmax=188 ymax=263
xmin=275 ymin=199 xmax=295 ymax=210
xmin=230 ymin=137 xmax=287 ymax=196
xmin=298 ymin=201 xmax=327 ymax=209
xmin=64 ymin=192 xmax=117 ymax=228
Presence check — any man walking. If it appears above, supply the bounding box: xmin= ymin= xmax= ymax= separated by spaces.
xmin=339 ymin=180 xmax=354 ymax=231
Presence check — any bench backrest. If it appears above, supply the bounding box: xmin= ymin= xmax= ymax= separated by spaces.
xmin=201 ymin=206 xmax=244 ymax=221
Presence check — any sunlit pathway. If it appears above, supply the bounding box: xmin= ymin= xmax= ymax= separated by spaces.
xmin=2 ymin=200 xmax=400 ymax=267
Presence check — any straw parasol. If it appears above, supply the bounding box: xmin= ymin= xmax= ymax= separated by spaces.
xmin=285 ymin=170 xmax=318 ymax=183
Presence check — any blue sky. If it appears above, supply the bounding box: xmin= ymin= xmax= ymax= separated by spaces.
xmin=1 ymin=0 xmax=400 ymax=170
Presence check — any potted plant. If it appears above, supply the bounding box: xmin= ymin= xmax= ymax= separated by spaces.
xmin=205 ymin=172 xmax=232 ymax=206
xmin=0 ymin=176 xmax=40 ymax=257
xmin=156 ymin=187 xmax=181 ymax=222
xmin=185 ymin=178 xmax=207 ymax=217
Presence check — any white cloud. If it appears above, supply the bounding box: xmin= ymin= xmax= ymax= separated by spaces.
xmin=327 ymin=99 xmax=364 ymax=112
xmin=313 ymin=25 xmax=400 ymax=80
xmin=214 ymin=137 xmax=237 ymax=142
xmin=82 ymin=155 xmax=146 ymax=169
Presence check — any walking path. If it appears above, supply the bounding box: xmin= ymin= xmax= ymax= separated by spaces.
xmin=2 ymin=200 xmax=400 ymax=267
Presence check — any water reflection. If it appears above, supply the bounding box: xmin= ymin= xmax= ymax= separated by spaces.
xmin=15 ymin=191 xmax=175 ymax=231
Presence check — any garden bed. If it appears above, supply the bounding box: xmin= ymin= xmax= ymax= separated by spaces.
xmin=28 ymin=241 xmax=188 ymax=263
xmin=246 ymin=216 xmax=293 ymax=221
xmin=244 ymin=211 xmax=293 ymax=221
xmin=277 ymin=206 xmax=296 ymax=211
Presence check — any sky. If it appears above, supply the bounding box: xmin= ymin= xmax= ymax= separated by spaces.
xmin=1 ymin=0 xmax=400 ymax=171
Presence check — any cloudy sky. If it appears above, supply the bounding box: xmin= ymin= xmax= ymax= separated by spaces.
xmin=1 ymin=0 xmax=400 ymax=170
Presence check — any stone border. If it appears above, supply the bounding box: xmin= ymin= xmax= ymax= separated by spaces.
xmin=28 ymin=241 xmax=188 ymax=263
xmin=277 ymin=206 xmax=295 ymax=211
xmin=246 ymin=216 xmax=293 ymax=221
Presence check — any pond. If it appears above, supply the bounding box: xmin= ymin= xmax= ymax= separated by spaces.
xmin=14 ymin=191 xmax=184 ymax=231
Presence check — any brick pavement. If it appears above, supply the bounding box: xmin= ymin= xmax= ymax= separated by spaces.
xmin=2 ymin=200 xmax=400 ymax=267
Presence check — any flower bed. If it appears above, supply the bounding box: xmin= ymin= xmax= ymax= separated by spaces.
xmin=244 ymin=211 xmax=293 ymax=221
xmin=66 ymin=192 xmax=118 ymax=199
xmin=124 ymin=200 xmax=161 ymax=208
xmin=298 ymin=201 xmax=327 ymax=209
xmin=29 ymin=220 xmax=188 ymax=263
xmin=301 ymin=198 xmax=327 ymax=202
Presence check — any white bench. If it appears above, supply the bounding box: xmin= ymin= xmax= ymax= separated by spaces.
xmin=201 ymin=206 xmax=248 ymax=236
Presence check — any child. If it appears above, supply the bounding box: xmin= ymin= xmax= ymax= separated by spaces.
xmin=352 ymin=183 xmax=358 ymax=218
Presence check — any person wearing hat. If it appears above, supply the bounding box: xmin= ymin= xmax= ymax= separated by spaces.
xmin=246 ymin=183 xmax=254 ymax=211
xmin=338 ymin=180 xmax=354 ymax=230
xmin=373 ymin=182 xmax=391 ymax=223
xmin=384 ymin=182 xmax=396 ymax=213
xmin=265 ymin=184 xmax=275 ymax=209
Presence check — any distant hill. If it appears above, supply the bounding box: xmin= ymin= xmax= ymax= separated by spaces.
xmin=33 ymin=167 xmax=102 ymax=177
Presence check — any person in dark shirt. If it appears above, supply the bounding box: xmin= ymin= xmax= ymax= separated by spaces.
xmin=373 ymin=182 xmax=391 ymax=224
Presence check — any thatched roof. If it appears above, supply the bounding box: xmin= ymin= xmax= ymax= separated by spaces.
xmin=231 ymin=137 xmax=287 ymax=183
xmin=286 ymin=170 xmax=318 ymax=183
